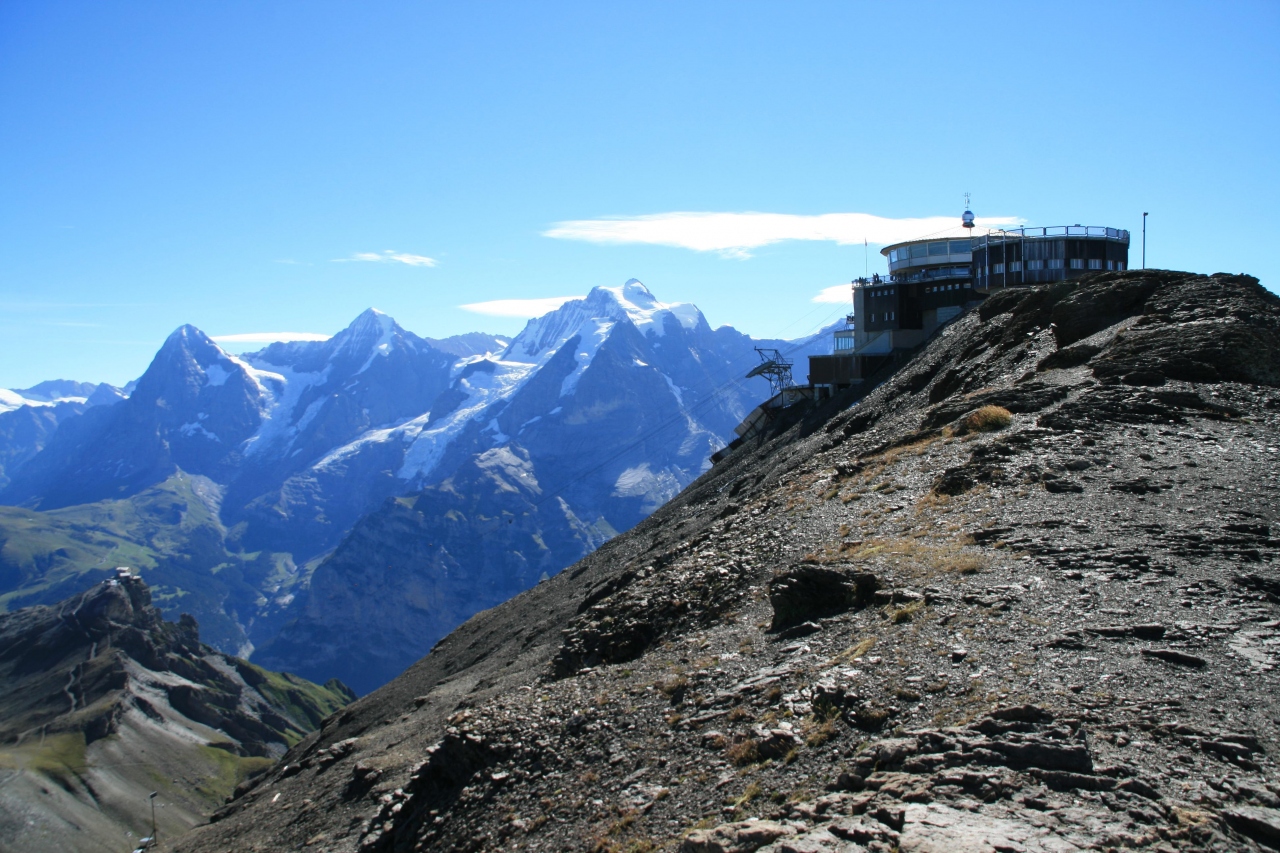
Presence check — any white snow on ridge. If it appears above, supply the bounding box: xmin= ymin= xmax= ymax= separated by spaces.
xmin=355 ymin=310 xmax=398 ymax=374
xmin=505 ymin=280 xmax=705 ymax=364
xmin=600 ymin=279 xmax=700 ymax=337
xmin=0 ymin=389 xmax=50 ymax=413
xmin=612 ymin=462 xmax=683 ymax=514
xmin=394 ymin=358 xmax=536 ymax=481
xmin=559 ymin=318 xmax=616 ymax=398
xmin=237 ymin=361 xmax=328 ymax=458
xmin=204 ymin=363 xmax=231 ymax=386
xmin=475 ymin=446 xmax=540 ymax=495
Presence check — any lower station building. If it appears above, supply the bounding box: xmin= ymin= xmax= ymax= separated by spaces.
xmin=807 ymin=212 xmax=1130 ymax=393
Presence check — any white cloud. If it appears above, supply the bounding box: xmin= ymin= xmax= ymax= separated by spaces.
xmin=458 ymin=296 xmax=585 ymax=318
xmin=333 ymin=250 xmax=437 ymax=267
xmin=544 ymin=211 xmax=1024 ymax=258
xmin=212 ymin=332 xmax=333 ymax=344
xmin=813 ymin=284 xmax=855 ymax=304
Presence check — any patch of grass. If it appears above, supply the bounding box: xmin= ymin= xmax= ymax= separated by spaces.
xmin=726 ymin=739 xmax=761 ymax=766
xmin=963 ymin=406 xmax=1013 ymax=434
xmin=194 ymin=745 xmax=274 ymax=801
xmin=234 ymin=661 xmax=352 ymax=738
xmin=829 ymin=636 xmax=877 ymax=665
xmin=888 ymin=600 xmax=924 ymax=624
xmin=655 ymin=675 xmax=688 ymax=698
xmin=7 ymin=732 xmax=88 ymax=784
xmin=804 ymin=718 xmax=839 ymax=747
xmin=727 ymin=706 xmax=751 ymax=722
xmin=734 ymin=781 xmax=763 ymax=807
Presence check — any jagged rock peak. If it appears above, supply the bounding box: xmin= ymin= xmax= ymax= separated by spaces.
xmin=329 ymin=307 xmax=414 ymax=358
xmin=159 ymin=323 xmax=224 ymax=360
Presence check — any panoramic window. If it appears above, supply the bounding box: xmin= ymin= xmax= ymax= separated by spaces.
xmin=950 ymin=239 xmax=971 ymax=254
xmin=928 ymin=242 xmax=949 ymax=256
xmin=911 ymin=244 xmax=928 ymax=259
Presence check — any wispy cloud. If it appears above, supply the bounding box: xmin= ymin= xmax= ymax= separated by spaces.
xmin=459 ymin=296 xmax=584 ymax=318
xmin=212 ymin=332 xmax=332 ymax=344
xmin=813 ymin=284 xmax=855 ymax=304
xmin=332 ymin=250 xmax=437 ymax=267
xmin=544 ymin=211 xmax=1023 ymax=259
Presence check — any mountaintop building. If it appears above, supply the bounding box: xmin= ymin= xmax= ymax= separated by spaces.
xmin=807 ymin=210 xmax=1130 ymax=394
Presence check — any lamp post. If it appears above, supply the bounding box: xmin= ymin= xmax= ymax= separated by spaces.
xmin=1142 ymin=212 xmax=1148 ymax=269
xmin=149 ymin=791 xmax=158 ymax=847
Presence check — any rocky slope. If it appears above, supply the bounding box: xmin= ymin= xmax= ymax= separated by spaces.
xmin=173 ymin=270 xmax=1280 ymax=852
xmin=0 ymin=569 xmax=353 ymax=853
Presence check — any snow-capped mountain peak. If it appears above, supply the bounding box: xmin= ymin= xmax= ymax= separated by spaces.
xmin=505 ymin=280 xmax=706 ymax=364
xmin=597 ymin=279 xmax=702 ymax=337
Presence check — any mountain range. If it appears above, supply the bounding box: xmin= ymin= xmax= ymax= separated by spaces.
xmin=0 ymin=281 xmax=831 ymax=693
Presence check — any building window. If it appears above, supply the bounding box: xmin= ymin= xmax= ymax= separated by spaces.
xmin=1010 ymin=261 xmax=1022 ymax=272
xmin=1117 ymin=261 xmax=1125 ymax=270
xmin=992 ymin=263 xmax=1005 ymax=274
xmin=1047 ymin=259 xmax=1064 ymax=270
xmin=1088 ymin=259 xmax=1103 ymax=270
xmin=1070 ymin=259 xmax=1085 ymax=270
xmin=1027 ymin=260 xmax=1044 ymax=271
xmin=928 ymin=242 xmax=949 ymax=256
xmin=949 ymin=239 xmax=971 ymax=254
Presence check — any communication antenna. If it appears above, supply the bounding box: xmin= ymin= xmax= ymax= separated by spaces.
xmin=745 ymin=347 xmax=794 ymax=398
xmin=962 ymin=193 xmax=975 ymax=230
xmin=1142 ymin=212 xmax=1148 ymax=269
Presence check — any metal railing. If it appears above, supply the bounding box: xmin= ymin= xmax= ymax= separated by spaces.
xmin=981 ymin=225 xmax=1129 ymax=242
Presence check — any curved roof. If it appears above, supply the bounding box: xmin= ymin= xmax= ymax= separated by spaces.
xmin=879 ymin=224 xmax=1001 ymax=256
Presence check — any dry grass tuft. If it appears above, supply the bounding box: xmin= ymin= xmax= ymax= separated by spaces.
xmin=726 ymin=739 xmax=761 ymax=766
xmin=804 ymin=717 xmax=840 ymax=747
xmin=963 ymin=405 xmax=1013 ymax=433
xmin=888 ymin=599 xmax=924 ymax=624
xmin=829 ymin=636 xmax=877 ymax=665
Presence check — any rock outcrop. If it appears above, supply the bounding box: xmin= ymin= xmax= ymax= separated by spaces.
xmin=175 ymin=270 xmax=1280 ymax=852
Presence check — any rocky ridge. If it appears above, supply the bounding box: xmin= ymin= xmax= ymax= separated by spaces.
xmin=0 ymin=570 xmax=352 ymax=853
xmin=165 ymin=270 xmax=1280 ymax=851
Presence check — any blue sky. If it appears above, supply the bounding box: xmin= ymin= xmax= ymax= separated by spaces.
xmin=1 ymin=1 xmax=1277 ymax=388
